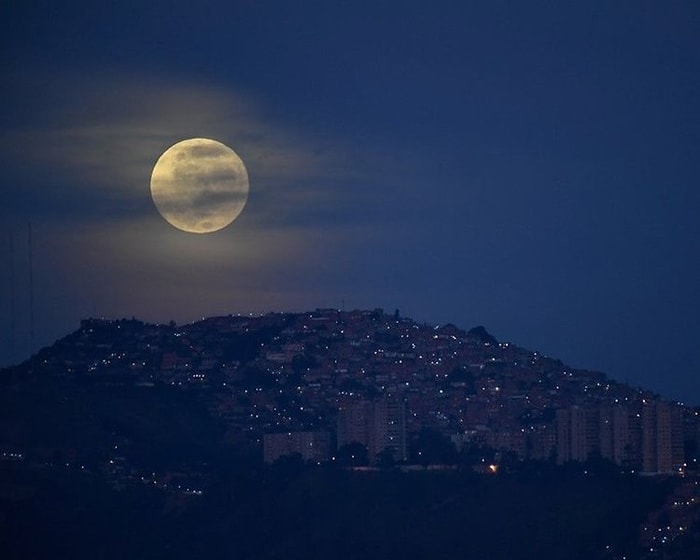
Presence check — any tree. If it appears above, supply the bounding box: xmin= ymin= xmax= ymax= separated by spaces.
xmin=336 ymin=442 xmax=369 ymax=467
xmin=376 ymin=447 xmax=396 ymax=469
xmin=410 ymin=428 xmax=458 ymax=465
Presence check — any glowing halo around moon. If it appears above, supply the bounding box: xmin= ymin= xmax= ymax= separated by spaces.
xmin=150 ymin=138 xmax=249 ymax=234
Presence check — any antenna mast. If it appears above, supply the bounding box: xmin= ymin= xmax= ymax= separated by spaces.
xmin=9 ymin=230 xmax=16 ymax=362
xmin=28 ymin=222 xmax=35 ymax=356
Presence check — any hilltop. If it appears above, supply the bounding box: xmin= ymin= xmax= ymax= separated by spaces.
xmin=1 ymin=308 xmax=696 ymax=467
xmin=2 ymin=308 xmax=700 ymax=559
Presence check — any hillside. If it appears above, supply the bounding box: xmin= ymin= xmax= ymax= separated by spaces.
xmin=2 ymin=308 xmax=700 ymax=558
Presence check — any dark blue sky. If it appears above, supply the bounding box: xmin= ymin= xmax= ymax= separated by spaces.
xmin=2 ymin=1 xmax=699 ymax=404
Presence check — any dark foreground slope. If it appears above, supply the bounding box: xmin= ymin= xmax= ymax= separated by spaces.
xmin=0 ymin=373 xmax=222 ymax=470
xmin=1 ymin=461 xmax=678 ymax=560
xmin=2 ymin=313 xmax=699 ymax=558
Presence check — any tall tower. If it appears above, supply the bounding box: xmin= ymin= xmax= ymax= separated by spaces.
xmin=556 ymin=406 xmax=587 ymax=463
xmin=642 ymin=401 xmax=684 ymax=474
xmin=599 ymin=405 xmax=632 ymax=467
xmin=612 ymin=406 xmax=632 ymax=466
xmin=337 ymin=402 xmax=369 ymax=450
xmin=28 ymin=222 xmax=35 ymax=356
xmin=9 ymin=230 xmax=16 ymax=363
xmin=368 ymin=399 xmax=408 ymax=463
xmin=337 ymin=398 xmax=408 ymax=464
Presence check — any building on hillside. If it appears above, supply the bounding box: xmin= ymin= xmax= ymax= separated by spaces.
xmin=556 ymin=406 xmax=588 ymax=464
xmin=642 ymin=401 xmax=684 ymax=474
xmin=556 ymin=401 xmax=684 ymax=473
xmin=599 ymin=405 xmax=633 ymax=467
xmin=337 ymin=398 xmax=408 ymax=463
xmin=368 ymin=398 xmax=408 ymax=462
xmin=337 ymin=402 xmax=369 ymax=451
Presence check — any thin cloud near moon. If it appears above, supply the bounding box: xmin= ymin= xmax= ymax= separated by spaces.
xmin=150 ymin=138 xmax=249 ymax=234
xmin=1 ymin=72 xmax=392 ymax=230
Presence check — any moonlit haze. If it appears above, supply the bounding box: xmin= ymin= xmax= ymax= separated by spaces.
xmin=1 ymin=1 xmax=700 ymax=404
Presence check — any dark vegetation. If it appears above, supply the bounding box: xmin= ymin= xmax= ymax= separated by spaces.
xmin=2 ymin=315 xmax=698 ymax=558
xmin=0 ymin=365 xmax=695 ymax=559
xmin=1 ymin=459 xmax=677 ymax=560
xmin=0 ymin=375 xmax=220 ymax=470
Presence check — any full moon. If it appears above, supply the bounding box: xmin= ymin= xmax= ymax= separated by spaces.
xmin=150 ymin=138 xmax=249 ymax=234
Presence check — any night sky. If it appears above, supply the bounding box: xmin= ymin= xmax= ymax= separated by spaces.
xmin=2 ymin=2 xmax=699 ymax=404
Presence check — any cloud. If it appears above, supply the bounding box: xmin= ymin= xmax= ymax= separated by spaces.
xmin=1 ymin=70 xmax=366 ymax=223
xmin=0 ymin=67 xmax=425 ymax=332
xmin=4 ymin=67 xmax=418 ymax=239
xmin=32 ymin=214 xmax=346 ymax=324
